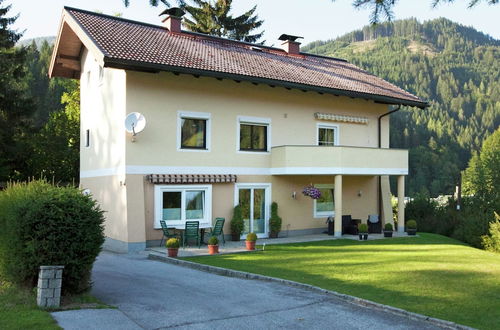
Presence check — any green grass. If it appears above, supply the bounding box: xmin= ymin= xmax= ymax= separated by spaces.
xmin=0 ymin=281 xmax=59 ymax=330
xmin=185 ymin=233 xmax=500 ymax=329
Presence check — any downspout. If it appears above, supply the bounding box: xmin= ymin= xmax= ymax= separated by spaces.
xmin=377 ymin=105 xmax=402 ymax=217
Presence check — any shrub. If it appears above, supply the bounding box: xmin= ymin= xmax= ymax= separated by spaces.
xmin=452 ymin=199 xmax=493 ymax=249
xmin=358 ymin=224 xmax=368 ymax=233
xmin=208 ymin=236 xmax=219 ymax=246
xmin=230 ymin=205 xmax=244 ymax=236
xmin=406 ymin=220 xmax=417 ymax=229
xmin=0 ymin=180 xmax=104 ymax=294
xmin=384 ymin=223 xmax=393 ymax=231
xmin=269 ymin=202 xmax=282 ymax=234
xmin=166 ymin=238 xmax=180 ymax=248
xmin=481 ymin=212 xmax=500 ymax=253
xmin=246 ymin=232 xmax=257 ymax=242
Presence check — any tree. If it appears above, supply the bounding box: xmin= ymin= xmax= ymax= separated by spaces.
xmin=124 ymin=0 xmax=264 ymax=42
xmin=0 ymin=0 xmax=33 ymax=182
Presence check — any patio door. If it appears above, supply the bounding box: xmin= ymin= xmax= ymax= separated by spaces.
xmin=235 ymin=184 xmax=270 ymax=239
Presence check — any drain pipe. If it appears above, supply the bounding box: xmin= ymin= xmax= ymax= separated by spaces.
xmin=377 ymin=105 xmax=402 ymax=217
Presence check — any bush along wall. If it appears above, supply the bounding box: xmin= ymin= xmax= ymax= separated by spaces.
xmin=0 ymin=180 xmax=105 ymax=294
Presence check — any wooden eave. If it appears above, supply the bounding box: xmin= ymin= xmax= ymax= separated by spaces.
xmin=49 ymin=9 xmax=106 ymax=79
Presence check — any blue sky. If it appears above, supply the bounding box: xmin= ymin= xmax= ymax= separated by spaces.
xmin=9 ymin=0 xmax=499 ymax=45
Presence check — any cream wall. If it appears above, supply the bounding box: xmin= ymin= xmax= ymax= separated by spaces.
xmin=124 ymin=71 xmax=391 ymax=171
xmin=144 ymin=174 xmax=378 ymax=242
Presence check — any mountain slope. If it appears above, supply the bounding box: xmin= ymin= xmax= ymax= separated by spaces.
xmin=304 ymin=18 xmax=500 ymax=196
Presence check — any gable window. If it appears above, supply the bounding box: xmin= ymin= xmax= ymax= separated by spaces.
xmin=154 ymin=185 xmax=212 ymax=228
xmin=237 ymin=116 xmax=271 ymax=152
xmin=313 ymin=184 xmax=335 ymax=218
xmin=177 ymin=111 xmax=211 ymax=151
xmin=317 ymin=124 xmax=339 ymax=146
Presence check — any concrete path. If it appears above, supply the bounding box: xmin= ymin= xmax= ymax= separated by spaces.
xmin=53 ymin=252 xmax=442 ymax=330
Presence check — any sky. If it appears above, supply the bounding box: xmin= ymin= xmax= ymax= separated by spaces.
xmin=9 ymin=0 xmax=500 ymax=46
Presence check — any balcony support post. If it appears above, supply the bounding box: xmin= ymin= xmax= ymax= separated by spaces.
xmin=334 ymin=174 xmax=342 ymax=237
xmin=397 ymin=175 xmax=405 ymax=235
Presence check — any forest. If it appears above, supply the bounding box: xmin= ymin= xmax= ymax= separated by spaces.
xmin=304 ymin=18 xmax=500 ymax=196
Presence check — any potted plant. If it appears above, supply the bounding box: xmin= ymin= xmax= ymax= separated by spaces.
xmin=358 ymin=224 xmax=368 ymax=241
xmin=384 ymin=223 xmax=393 ymax=238
xmin=166 ymin=238 xmax=180 ymax=257
xmin=230 ymin=205 xmax=244 ymax=241
xmin=406 ymin=220 xmax=417 ymax=235
xmin=246 ymin=232 xmax=257 ymax=250
xmin=269 ymin=202 xmax=282 ymax=238
xmin=208 ymin=236 xmax=219 ymax=255
xmin=302 ymin=185 xmax=321 ymax=199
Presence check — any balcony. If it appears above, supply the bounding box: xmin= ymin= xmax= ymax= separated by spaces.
xmin=270 ymin=145 xmax=408 ymax=176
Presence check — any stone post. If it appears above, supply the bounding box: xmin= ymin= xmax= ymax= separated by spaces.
xmin=37 ymin=265 xmax=64 ymax=308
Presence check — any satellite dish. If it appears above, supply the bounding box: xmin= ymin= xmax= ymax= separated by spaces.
xmin=124 ymin=112 xmax=146 ymax=136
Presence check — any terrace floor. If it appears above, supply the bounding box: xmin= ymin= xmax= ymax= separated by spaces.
xmin=148 ymin=232 xmax=417 ymax=257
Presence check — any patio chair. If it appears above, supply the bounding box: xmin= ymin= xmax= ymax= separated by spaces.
xmin=209 ymin=218 xmax=225 ymax=245
xmin=183 ymin=221 xmax=201 ymax=248
xmin=160 ymin=220 xmax=179 ymax=247
xmin=341 ymin=215 xmax=358 ymax=235
xmin=367 ymin=214 xmax=382 ymax=233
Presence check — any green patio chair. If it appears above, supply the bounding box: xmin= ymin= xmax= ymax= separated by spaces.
xmin=209 ymin=218 xmax=225 ymax=245
xmin=183 ymin=221 xmax=201 ymax=248
xmin=160 ymin=220 xmax=179 ymax=247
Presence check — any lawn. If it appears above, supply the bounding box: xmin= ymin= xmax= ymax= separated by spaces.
xmin=185 ymin=233 xmax=500 ymax=330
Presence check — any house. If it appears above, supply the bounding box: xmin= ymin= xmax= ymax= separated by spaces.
xmin=49 ymin=7 xmax=428 ymax=253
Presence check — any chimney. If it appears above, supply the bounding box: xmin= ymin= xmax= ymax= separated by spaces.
xmin=159 ymin=7 xmax=185 ymax=33
xmin=278 ymin=34 xmax=303 ymax=55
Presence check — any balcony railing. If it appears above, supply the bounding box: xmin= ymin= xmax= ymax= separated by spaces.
xmin=270 ymin=145 xmax=408 ymax=175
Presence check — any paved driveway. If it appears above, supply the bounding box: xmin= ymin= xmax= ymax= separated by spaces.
xmin=54 ymin=252 xmax=442 ymax=330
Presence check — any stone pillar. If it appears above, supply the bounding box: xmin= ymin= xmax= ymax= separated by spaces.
xmin=397 ymin=175 xmax=405 ymax=235
xmin=334 ymin=175 xmax=343 ymax=237
xmin=37 ymin=266 xmax=64 ymax=308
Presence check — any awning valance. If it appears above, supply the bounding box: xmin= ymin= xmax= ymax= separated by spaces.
xmin=315 ymin=112 xmax=369 ymax=125
xmin=146 ymin=174 xmax=237 ymax=184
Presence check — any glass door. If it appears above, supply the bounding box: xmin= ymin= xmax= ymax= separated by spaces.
xmin=236 ymin=184 xmax=270 ymax=238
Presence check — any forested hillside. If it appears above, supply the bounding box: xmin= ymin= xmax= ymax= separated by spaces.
xmin=303 ymin=18 xmax=500 ymax=197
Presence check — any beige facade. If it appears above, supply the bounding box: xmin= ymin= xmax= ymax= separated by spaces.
xmin=79 ymin=51 xmax=407 ymax=253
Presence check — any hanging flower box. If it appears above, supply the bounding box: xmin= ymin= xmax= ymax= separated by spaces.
xmin=302 ymin=185 xmax=321 ymax=199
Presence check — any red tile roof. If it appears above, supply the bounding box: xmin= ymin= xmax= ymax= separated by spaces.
xmin=61 ymin=7 xmax=427 ymax=108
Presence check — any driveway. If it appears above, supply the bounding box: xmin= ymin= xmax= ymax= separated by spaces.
xmin=53 ymin=252 xmax=442 ymax=329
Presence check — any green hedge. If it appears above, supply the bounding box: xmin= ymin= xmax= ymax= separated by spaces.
xmin=0 ymin=180 xmax=105 ymax=294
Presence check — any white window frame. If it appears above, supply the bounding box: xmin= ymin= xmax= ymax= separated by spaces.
xmin=154 ymin=184 xmax=212 ymax=229
xmin=316 ymin=123 xmax=340 ymax=146
xmin=84 ymin=129 xmax=91 ymax=148
xmin=313 ymin=184 xmax=335 ymax=218
xmin=234 ymin=183 xmax=271 ymax=238
xmin=177 ymin=111 xmax=211 ymax=152
xmin=236 ymin=116 xmax=271 ymax=154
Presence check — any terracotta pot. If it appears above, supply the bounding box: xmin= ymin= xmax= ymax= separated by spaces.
xmin=167 ymin=248 xmax=179 ymax=258
xmin=208 ymin=244 xmax=219 ymax=255
xmin=246 ymin=241 xmax=256 ymax=250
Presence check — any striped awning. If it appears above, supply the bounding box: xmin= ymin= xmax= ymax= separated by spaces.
xmin=146 ymin=174 xmax=237 ymax=184
xmin=315 ymin=112 xmax=369 ymax=125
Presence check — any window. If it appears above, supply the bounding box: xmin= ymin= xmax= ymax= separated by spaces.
xmin=313 ymin=184 xmax=335 ymax=218
xmin=237 ymin=116 xmax=271 ymax=152
xmin=317 ymin=124 xmax=339 ymax=146
xmin=177 ymin=111 xmax=211 ymax=151
xmin=154 ymin=185 xmax=212 ymax=228
xmin=84 ymin=129 xmax=90 ymax=148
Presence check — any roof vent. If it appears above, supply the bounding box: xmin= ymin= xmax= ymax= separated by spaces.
xmin=159 ymin=7 xmax=185 ymax=33
xmin=251 ymin=46 xmax=263 ymax=52
xmin=278 ymin=34 xmax=303 ymax=55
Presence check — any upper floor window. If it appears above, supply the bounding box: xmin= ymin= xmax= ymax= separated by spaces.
xmin=177 ymin=111 xmax=211 ymax=151
xmin=237 ymin=116 xmax=271 ymax=153
xmin=317 ymin=123 xmax=339 ymax=146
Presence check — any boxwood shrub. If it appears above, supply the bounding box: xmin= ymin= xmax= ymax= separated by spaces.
xmin=0 ymin=180 xmax=105 ymax=294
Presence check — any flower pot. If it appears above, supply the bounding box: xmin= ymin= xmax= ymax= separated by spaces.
xmin=363 ymin=234 xmax=368 ymax=240
xmin=167 ymin=248 xmax=179 ymax=258
xmin=231 ymin=233 xmax=241 ymax=241
xmin=208 ymin=244 xmax=219 ymax=255
xmin=270 ymin=231 xmax=279 ymax=239
xmin=384 ymin=231 xmax=393 ymax=238
xmin=407 ymin=229 xmax=417 ymax=236
xmin=246 ymin=241 xmax=256 ymax=250
xmin=359 ymin=233 xmax=368 ymax=240
xmin=358 ymin=234 xmax=363 ymax=240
